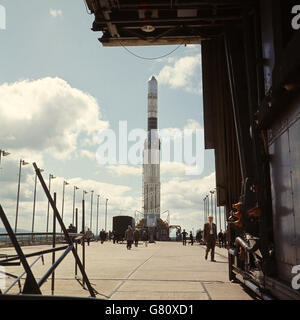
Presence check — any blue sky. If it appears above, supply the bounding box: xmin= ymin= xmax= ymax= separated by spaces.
xmin=0 ymin=0 xmax=218 ymax=234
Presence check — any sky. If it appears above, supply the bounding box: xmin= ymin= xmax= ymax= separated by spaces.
xmin=0 ymin=0 xmax=220 ymax=235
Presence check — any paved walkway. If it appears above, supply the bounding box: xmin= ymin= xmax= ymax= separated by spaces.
xmin=1 ymin=241 xmax=253 ymax=300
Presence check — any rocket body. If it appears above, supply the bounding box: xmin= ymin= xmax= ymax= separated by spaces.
xmin=143 ymin=76 xmax=160 ymax=223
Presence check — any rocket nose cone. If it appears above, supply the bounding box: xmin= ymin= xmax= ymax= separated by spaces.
xmin=148 ymin=75 xmax=157 ymax=94
xmin=148 ymin=75 xmax=157 ymax=82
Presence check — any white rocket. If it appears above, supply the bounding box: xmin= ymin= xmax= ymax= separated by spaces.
xmin=143 ymin=76 xmax=160 ymax=224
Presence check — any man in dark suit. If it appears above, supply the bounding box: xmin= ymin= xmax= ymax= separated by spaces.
xmin=203 ymin=216 xmax=217 ymax=262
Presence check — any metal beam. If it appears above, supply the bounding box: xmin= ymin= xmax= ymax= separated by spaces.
xmin=33 ymin=163 xmax=96 ymax=298
xmin=0 ymin=205 xmax=41 ymax=294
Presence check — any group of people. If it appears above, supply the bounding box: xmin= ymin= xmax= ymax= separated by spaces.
xmin=124 ymin=226 xmax=149 ymax=250
xmin=68 ymin=217 xmax=225 ymax=262
xmin=181 ymin=229 xmax=194 ymax=246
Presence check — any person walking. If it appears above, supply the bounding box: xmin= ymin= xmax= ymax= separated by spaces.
xmin=125 ymin=226 xmax=134 ymax=250
xmin=189 ymin=231 xmax=194 ymax=246
xmin=133 ymin=228 xmax=140 ymax=247
xmin=203 ymin=216 xmax=217 ymax=262
xmin=85 ymin=228 xmax=93 ymax=246
xmin=182 ymin=229 xmax=188 ymax=246
xmin=112 ymin=230 xmax=116 ymax=244
xmin=142 ymin=229 xmax=148 ymax=247
xmin=99 ymin=229 xmax=106 ymax=244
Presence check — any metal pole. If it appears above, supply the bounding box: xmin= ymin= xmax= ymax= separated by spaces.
xmin=72 ymin=186 xmax=78 ymax=225
xmin=46 ymin=175 xmax=52 ymax=234
xmin=33 ymin=162 xmax=95 ymax=297
xmin=72 ymin=186 xmax=76 ymax=225
xmin=210 ymin=192 xmax=213 ymax=221
xmin=204 ymin=197 xmax=206 ymax=222
xmin=75 ymin=208 xmax=78 ymax=277
xmin=90 ymin=191 xmax=94 ymax=231
xmin=219 ymin=205 xmax=221 ymax=231
xmin=207 ymin=195 xmax=209 ymax=221
xmin=51 ymin=192 xmax=56 ymax=295
xmin=32 ymin=172 xmax=38 ymax=234
xmin=224 ymin=206 xmax=227 ymax=230
xmin=105 ymin=198 xmax=108 ymax=232
xmin=206 ymin=196 xmax=208 ymax=222
xmin=15 ymin=160 xmax=22 ymax=233
xmin=61 ymin=181 xmax=66 ymax=227
xmin=82 ymin=199 xmax=85 ymax=287
xmin=0 ymin=205 xmax=41 ymax=294
xmin=96 ymin=195 xmax=100 ymax=238
xmin=214 ymin=192 xmax=218 ymax=232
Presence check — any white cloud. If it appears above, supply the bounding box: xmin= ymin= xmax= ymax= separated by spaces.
xmin=183 ymin=119 xmax=202 ymax=131
xmin=161 ymin=172 xmax=217 ymax=230
xmin=0 ymin=159 xmax=138 ymax=232
xmin=80 ymin=149 xmax=95 ymax=160
xmin=0 ymin=77 xmax=108 ymax=159
xmin=49 ymin=9 xmax=62 ymax=18
xmin=106 ymin=165 xmax=141 ymax=176
xmin=157 ymin=53 xmax=202 ymax=94
xmin=161 ymin=162 xmax=196 ymax=176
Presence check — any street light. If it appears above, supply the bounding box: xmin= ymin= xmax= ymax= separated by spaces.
xmin=203 ymin=197 xmax=207 ymax=223
xmin=90 ymin=190 xmax=94 ymax=231
xmin=83 ymin=190 xmax=88 ymax=201
xmin=209 ymin=190 xmax=215 ymax=226
xmin=15 ymin=159 xmax=29 ymax=233
xmin=72 ymin=186 xmax=79 ymax=225
xmin=96 ymin=195 xmax=100 ymax=237
xmin=205 ymin=195 xmax=209 ymax=223
xmin=214 ymin=188 xmax=218 ymax=233
xmin=46 ymin=174 xmax=56 ymax=234
xmin=0 ymin=150 xmax=11 ymax=165
xmin=61 ymin=180 xmax=69 ymax=227
xmin=32 ymin=167 xmax=44 ymax=233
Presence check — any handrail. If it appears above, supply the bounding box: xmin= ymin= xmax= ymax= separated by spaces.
xmin=4 ymin=254 xmax=44 ymax=294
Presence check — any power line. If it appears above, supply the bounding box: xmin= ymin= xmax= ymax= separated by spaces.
xmin=119 ymin=41 xmax=184 ymax=60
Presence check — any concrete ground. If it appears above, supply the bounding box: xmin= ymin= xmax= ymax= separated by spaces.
xmin=1 ymin=241 xmax=254 ymax=300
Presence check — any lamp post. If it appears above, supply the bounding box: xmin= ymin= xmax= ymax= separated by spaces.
xmin=72 ymin=186 xmax=79 ymax=225
xmin=214 ymin=189 xmax=218 ymax=233
xmin=61 ymin=180 xmax=69 ymax=228
xmin=15 ymin=159 xmax=29 ymax=233
xmin=206 ymin=195 xmax=209 ymax=222
xmin=0 ymin=150 xmax=10 ymax=166
xmin=32 ymin=168 xmax=44 ymax=233
xmin=105 ymin=198 xmax=108 ymax=232
xmin=46 ymin=174 xmax=56 ymax=234
xmin=209 ymin=190 xmax=214 ymax=221
xmin=96 ymin=195 xmax=100 ymax=238
xmin=90 ymin=190 xmax=94 ymax=231
xmin=203 ymin=197 xmax=206 ymax=223
xmin=83 ymin=190 xmax=88 ymax=201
